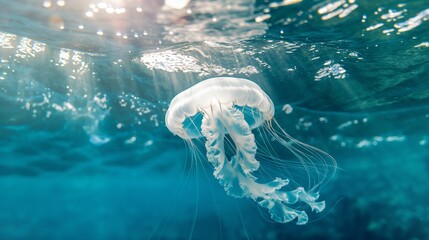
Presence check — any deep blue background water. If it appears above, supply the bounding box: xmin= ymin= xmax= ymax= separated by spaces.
xmin=0 ymin=0 xmax=428 ymax=239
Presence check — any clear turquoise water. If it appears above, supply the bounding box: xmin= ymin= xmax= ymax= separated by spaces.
xmin=0 ymin=0 xmax=428 ymax=239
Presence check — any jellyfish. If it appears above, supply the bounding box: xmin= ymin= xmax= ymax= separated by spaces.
xmin=165 ymin=77 xmax=335 ymax=225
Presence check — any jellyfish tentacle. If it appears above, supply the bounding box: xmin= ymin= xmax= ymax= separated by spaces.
xmin=200 ymin=103 xmax=324 ymax=225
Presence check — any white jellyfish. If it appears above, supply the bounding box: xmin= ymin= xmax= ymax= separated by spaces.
xmin=165 ymin=77 xmax=335 ymax=225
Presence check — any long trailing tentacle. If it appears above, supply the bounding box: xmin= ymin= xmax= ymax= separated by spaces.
xmin=265 ymin=118 xmax=337 ymax=192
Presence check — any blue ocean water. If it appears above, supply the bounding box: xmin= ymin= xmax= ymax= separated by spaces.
xmin=0 ymin=0 xmax=429 ymax=239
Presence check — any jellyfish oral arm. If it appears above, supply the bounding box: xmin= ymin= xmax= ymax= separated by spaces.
xmin=201 ymin=103 xmax=325 ymax=225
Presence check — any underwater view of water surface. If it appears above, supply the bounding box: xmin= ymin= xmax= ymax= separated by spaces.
xmin=1 ymin=0 xmax=429 ymax=239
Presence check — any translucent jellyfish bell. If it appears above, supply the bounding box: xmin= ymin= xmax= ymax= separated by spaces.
xmin=165 ymin=77 xmax=335 ymax=225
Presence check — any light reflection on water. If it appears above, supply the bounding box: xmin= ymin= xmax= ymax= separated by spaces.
xmin=0 ymin=0 xmax=428 ymax=141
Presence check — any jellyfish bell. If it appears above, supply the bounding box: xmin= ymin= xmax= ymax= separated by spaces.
xmin=165 ymin=77 xmax=335 ymax=225
xmin=166 ymin=78 xmax=273 ymax=138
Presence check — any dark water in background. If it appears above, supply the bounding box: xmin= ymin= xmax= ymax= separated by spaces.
xmin=0 ymin=0 xmax=429 ymax=239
